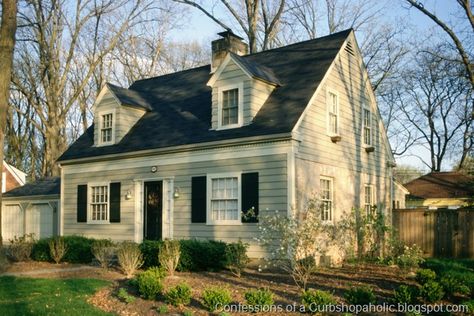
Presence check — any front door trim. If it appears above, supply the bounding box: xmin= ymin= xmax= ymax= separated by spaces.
xmin=133 ymin=177 xmax=174 ymax=243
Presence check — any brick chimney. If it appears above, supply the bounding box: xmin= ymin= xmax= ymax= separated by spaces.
xmin=211 ymin=30 xmax=248 ymax=73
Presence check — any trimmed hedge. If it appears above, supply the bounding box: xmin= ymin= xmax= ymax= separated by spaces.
xmin=32 ymin=236 xmax=227 ymax=271
xmin=32 ymin=236 xmax=95 ymax=263
xmin=140 ymin=239 xmax=226 ymax=271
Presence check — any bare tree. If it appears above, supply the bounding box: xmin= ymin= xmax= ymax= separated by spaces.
xmin=12 ymin=0 xmax=154 ymax=176
xmin=405 ymin=0 xmax=474 ymax=91
xmin=396 ymin=51 xmax=472 ymax=171
xmin=173 ymin=0 xmax=286 ymax=53
xmin=0 ymin=0 xmax=18 ymax=245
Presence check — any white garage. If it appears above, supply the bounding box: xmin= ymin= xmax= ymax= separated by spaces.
xmin=2 ymin=177 xmax=60 ymax=242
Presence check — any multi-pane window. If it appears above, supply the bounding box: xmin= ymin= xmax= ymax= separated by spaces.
xmin=364 ymin=185 xmax=373 ymax=215
xmin=221 ymin=89 xmax=239 ymax=126
xmin=363 ymin=108 xmax=372 ymax=146
xmin=101 ymin=113 xmax=113 ymax=143
xmin=320 ymin=177 xmax=333 ymax=221
xmin=328 ymin=91 xmax=339 ymax=135
xmin=210 ymin=176 xmax=239 ymax=223
xmin=90 ymin=185 xmax=109 ymax=222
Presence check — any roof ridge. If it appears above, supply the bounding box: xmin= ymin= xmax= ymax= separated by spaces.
xmin=131 ymin=65 xmax=211 ymax=85
xmin=130 ymin=29 xmax=352 ymax=86
xmin=242 ymin=28 xmax=352 ymax=58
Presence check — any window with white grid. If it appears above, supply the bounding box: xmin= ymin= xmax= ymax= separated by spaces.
xmin=327 ymin=91 xmax=339 ymax=135
xmin=208 ymin=174 xmax=240 ymax=224
xmin=363 ymin=108 xmax=372 ymax=146
xmin=90 ymin=185 xmax=109 ymax=222
xmin=221 ymin=89 xmax=239 ymax=126
xmin=364 ymin=185 xmax=374 ymax=216
xmin=101 ymin=113 xmax=113 ymax=144
xmin=320 ymin=177 xmax=333 ymax=222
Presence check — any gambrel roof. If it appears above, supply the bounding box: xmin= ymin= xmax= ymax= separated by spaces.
xmin=58 ymin=29 xmax=352 ymax=162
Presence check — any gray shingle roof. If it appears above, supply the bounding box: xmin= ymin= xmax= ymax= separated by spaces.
xmin=230 ymin=52 xmax=282 ymax=85
xmin=3 ymin=177 xmax=60 ymax=198
xmin=106 ymin=83 xmax=153 ymax=111
xmin=58 ymin=29 xmax=351 ymax=162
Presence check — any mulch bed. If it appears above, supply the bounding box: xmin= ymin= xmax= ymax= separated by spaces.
xmin=1 ymin=261 xmax=423 ymax=315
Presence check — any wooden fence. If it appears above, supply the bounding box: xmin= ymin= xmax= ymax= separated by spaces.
xmin=392 ymin=208 xmax=474 ymax=258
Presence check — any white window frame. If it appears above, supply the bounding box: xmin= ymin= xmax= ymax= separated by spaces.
xmin=364 ymin=184 xmax=374 ymax=215
xmin=1 ymin=172 xmax=6 ymax=193
xmin=88 ymin=182 xmax=111 ymax=224
xmin=206 ymin=172 xmax=242 ymax=225
xmin=320 ymin=176 xmax=334 ymax=222
xmin=326 ymin=88 xmax=340 ymax=136
xmin=217 ymin=83 xmax=244 ymax=130
xmin=98 ymin=109 xmax=116 ymax=146
xmin=362 ymin=104 xmax=372 ymax=147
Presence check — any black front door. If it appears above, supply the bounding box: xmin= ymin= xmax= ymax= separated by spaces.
xmin=144 ymin=181 xmax=163 ymax=240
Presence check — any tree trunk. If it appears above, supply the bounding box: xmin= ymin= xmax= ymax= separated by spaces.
xmin=0 ymin=0 xmax=18 ymax=246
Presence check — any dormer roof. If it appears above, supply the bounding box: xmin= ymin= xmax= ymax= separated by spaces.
xmin=208 ymin=52 xmax=281 ymax=87
xmin=103 ymin=83 xmax=153 ymax=111
xmin=58 ymin=29 xmax=353 ymax=162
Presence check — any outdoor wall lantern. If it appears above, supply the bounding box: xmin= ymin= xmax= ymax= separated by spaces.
xmin=125 ymin=190 xmax=132 ymax=200
xmin=173 ymin=187 xmax=180 ymax=199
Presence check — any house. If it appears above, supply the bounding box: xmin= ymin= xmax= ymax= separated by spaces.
xmin=404 ymin=172 xmax=474 ymax=209
xmin=57 ymin=29 xmax=397 ymax=259
xmin=1 ymin=177 xmax=60 ymax=241
xmin=2 ymin=161 xmax=26 ymax=193
xmin=392 ymin=180 xmax=409 ymax=209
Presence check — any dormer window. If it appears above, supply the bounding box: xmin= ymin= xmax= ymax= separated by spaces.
xmin=222 ymin=89 xmax=238 ymax=125
xmin=99 ymin=111 xmax=115 ymax=145
xmin=217 ymin=83 xmax=243 ymax=129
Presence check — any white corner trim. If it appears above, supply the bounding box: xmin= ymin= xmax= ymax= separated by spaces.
xmin=206 ymin=172 xmax=242 ymax=226
xmin=216 ymin=82 xmax=244 ymax=130
xmin=287 ymin=141 xmax=298 ymax=217
xmin=60 ymin=167 xmax=64 ymax=236
xmin=207 ymin=54 xmax=252 ymax=87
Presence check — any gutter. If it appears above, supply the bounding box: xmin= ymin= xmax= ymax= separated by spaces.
xmin=58 ymin=132 xmax=294 ymax=166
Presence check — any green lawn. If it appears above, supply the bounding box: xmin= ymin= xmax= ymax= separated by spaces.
xmin=0 ymin=277 xmax=112 ymax=316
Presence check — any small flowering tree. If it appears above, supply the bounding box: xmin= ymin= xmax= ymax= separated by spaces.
xmin=255 ymin=199 xmax=346 ymax=290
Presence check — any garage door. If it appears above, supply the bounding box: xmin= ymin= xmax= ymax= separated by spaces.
xmin=2 ymin=204 xmax=24 ymax=241
xmin=26 ymin=203 xmax=54 ymax=239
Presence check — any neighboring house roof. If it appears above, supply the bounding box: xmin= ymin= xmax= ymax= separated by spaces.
xmin=394 ymin=180 xmax=410 ymax=194
xmin=58 ymin=29 xmax=352 ymax=162
xmin=2 ymin=161 xmax=26 ymax=186
xmin=3 ymin=177 xmax=60 ymax=198
xmin=404 ymin=172 xmax=474 ymax=200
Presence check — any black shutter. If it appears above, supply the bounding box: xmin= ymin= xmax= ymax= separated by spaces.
xmin=191 ymin=176 xmax=207 ymax=223
xmin=110 ymin=182 xmax=121 ymax=223
xmin=77 ymin=185 xmax=88 ymax=223
xmin=242 ymin=172 xmax=259 ymax=223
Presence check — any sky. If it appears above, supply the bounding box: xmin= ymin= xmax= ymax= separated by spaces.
xmin=167 ymin=1 xmax=466 ymax=172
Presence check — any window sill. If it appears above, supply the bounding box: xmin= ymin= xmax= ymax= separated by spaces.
xmin=330 ymin=135 xmax=342 ymax=143
xmin=206 ymin=221 xmax=242 ymax=226
xmin=216 ymin=124 xmax=243 ymax=131
xmin=364 ymin=146 xmax=375 ymax=153
xmin=86 ymin=221 xmax=111 ymax=225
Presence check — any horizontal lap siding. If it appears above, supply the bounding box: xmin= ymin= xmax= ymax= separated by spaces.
xmin=62 ymin=153 xmax=287 ymax=257
xmin=295 ymin=44 xmax=391 ymax=217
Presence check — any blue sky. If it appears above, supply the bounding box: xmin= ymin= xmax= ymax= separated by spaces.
xmin=168 ymin=1 xmax=465 ymax=171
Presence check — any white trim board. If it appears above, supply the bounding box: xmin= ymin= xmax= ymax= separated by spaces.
xmin=62 ymin=141 xmax=294 ymax=175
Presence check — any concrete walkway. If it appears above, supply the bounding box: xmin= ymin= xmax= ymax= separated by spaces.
xmin=1 ymin=265 xmax=96 ymax=277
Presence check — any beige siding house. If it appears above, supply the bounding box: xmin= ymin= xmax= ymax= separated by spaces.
xmin=58 ymin=29 xmax=397 ymax=259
